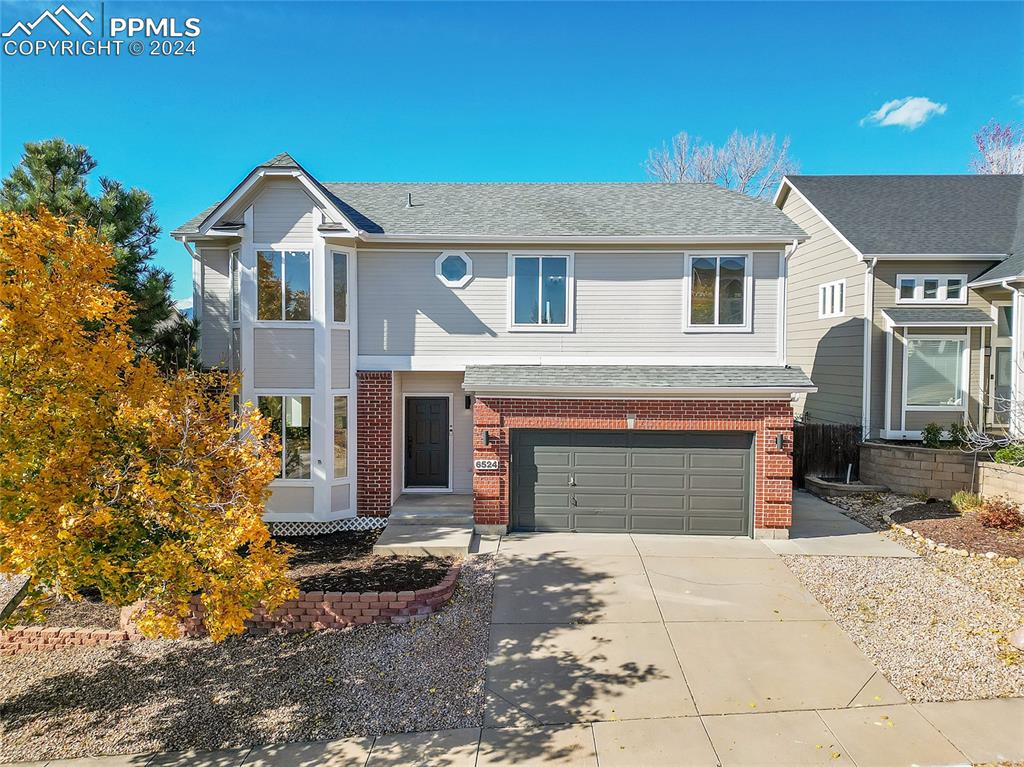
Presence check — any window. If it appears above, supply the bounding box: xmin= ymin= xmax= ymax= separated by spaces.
xmin=257 ymin=395 xmax=312 ymax=479
xmin=510 ymin=254 xmax=571 ymax=329
xmin=895 ymin=274 xmax=968 ymax=305
xmin=257 ymin=250 xmax=311 ymax=321
xmin=230 ymin=251 xmax=240 ymax=323
xmin=435 ymin=251 xmax=473 ymax=288
xmin=334 ymin=396 xmax=348 ymax=478
xmin=818 ymin=279 xmax=846 ymax=318
xmin=687 ymin=254 xmax=749 ymax=329
xmin=333 ymin=251 xmax=348 ymax=322
xmin=906 ymin=337 xmax=965 ymax=408
xmin=996 ymin=304 xmax=1014 ymax=338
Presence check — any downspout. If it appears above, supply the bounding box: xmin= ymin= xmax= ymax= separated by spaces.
xmin=780 ymin=239 xmax=799 ymax=366
xmin=1003 ymin=280 xmax=1022 ymax=437
xmin=861 ymin=258 xmax=878 ymax=438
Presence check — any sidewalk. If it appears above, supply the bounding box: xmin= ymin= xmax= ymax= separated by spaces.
xmin=13 ymin=697 xmax=1024 ymax=766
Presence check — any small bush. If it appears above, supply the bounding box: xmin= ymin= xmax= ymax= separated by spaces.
xmin=977 ymin=497 xmax=1024 ymax=531
xmin=921 ymin=423 xmax=943 ymax=449
xmin=950 ymin=490 xmax=982 ymax=514
xmin=948 ymin=422 xmax=967 ymax=448
xmin=994 ymin=444 xmax=1024 ymax=466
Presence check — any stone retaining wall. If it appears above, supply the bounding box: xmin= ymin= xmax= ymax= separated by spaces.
xmin=978 ymin=461 xmax=1024 ymax=504
xmin=859 ymin=441 xmax=978 ymax=498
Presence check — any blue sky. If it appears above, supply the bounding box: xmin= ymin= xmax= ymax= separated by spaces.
xmin=2 ymin=1 xmax=1022 ymax=299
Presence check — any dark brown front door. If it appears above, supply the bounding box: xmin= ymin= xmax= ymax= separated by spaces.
xmin=405 ymin=397 xmax=449 ymax=488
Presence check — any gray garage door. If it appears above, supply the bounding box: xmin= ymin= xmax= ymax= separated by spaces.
xmin=510 ymin=430 xmax=753 ymax=535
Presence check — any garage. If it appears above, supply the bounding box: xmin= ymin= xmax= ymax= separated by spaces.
xmin=510 ymin=430 xmax=753 ymax=535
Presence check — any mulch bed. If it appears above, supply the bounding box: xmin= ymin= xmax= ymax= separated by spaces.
xmin=282 ymin=530 xmax=454 ymax=593
xmin=892 ymin=502 xmax=1024 ymax=558
xmin=22 ymin=588 xmax=121 ymax=631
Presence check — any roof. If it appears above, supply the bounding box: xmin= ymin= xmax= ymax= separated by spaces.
xmin=882 ymin=307 xmax=996 ymax=327
xmin=972 ymin=250 xmax=1024 ymax=285
xmin=781 ymin=175 xmax=1024 ymax=256
xmin=173 ymin=155 xmax=807 ymax=241
xmin=462 ymin=365 xmax=815 ymax=394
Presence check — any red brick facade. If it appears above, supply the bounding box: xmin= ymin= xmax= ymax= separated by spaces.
xmin=471 ymin=398 xmax=794 ymax=533
xmin=356 ymin=371 xmax=393 ymax=517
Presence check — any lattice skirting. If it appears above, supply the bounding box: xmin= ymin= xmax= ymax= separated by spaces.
xmin=270 ymin=517 xmax=389 ymax=537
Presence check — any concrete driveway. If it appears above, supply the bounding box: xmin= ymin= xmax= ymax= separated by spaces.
xmin=481 ymin=527 xmax=1018 ymax=765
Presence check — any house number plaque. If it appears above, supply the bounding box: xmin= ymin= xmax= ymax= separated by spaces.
xmin=474 ymin=458 xmax=499 ymax=471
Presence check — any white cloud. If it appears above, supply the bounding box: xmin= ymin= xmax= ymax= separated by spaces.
xmin=1012 ymin=94 xmax=1024 ymax=107
xmin=860 ymin=96 xmax=948 ymax=130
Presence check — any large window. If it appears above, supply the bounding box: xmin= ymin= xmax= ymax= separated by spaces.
xmin=819 ymin=279 xmax=845 ymax=319
xmin=333 ymin=251 xmax=348 ymax=323
xmin=896 ymin=274 xmax=967 ymax=305
xmin=258 ymin=395 xmax=312 ymax=479
xmin=905 ymin=337 xmax=965 ymax=408
xmin=257 ymin=250 xmax=311 ymax=321
xmin=230 ymin=251 xmax=240 ymax=323
xmin=334 ymin=396 xmax=348 ymax=478
xmin=687 ymin=254 xmax=749 ymax=329
xmin=510 ymin=254 xmax=571 ymax=329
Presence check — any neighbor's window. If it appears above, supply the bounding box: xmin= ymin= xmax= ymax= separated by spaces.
xmin=819 ymin=279 xmax=846 ymax=319
xmin=435 ymin=252 xmax=473 ymax=288
xmin=258 ymin=395 xmax=312 ymax=479
xmin=334 ymin=396 xmax=348 ymax=478
xmin=688 ymin=254 xmax=748 ymax=328
xmin=333 ymin=251 xmax=348 ymax=323
xmin=230 ymin=251 xmax=240 ymax=323
xmin=906 ymin=338 xmax=964 ymax=408
xmin=997 ymin=305 xmax=1014 ymax=338
xmin=896 ymin=274 xmax=968 ymax=305
xmin=511 ymin=254 xmax=570 ymax=327
xmin=257 ymin=250 xmax=311 ymax=321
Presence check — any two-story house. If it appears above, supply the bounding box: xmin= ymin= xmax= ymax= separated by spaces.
xmin=775 ymin=174 xmax=1024 ymax=440
xmin=175 ymin=153 xmax=815 ymax=539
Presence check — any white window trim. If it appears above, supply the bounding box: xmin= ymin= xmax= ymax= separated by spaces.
xmin=901 ymin=333 xmax=970 ymax=413
xmin=506 ymin=251 xmax=575 ymax=332
xmin=229 ymin=249 xmax=240 ymax=326
xmin=682 ymin=252 xmax=754 ymax=333
xmin=330 ymin=248 xmax=352 ymax=326
xmin=818 ymin=279 xmax=846 ymax=319
xmin=400 ymin=392 xmax=454 ymax=493
xmin=256 ymin=393 xmax=315 ymax=484
xmin=435 ymin=251 xmax=473 ymax=288
xmin=254 ymin=246 xmax=314 ymax=323
xmin=895 ymin=274 xmax=969 ymax=305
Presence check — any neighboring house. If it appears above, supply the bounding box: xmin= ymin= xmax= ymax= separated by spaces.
xmin=174 ymin=153 xmax=814 ymax=539
xmin=775 ymin=174 xmax=1024 ymax=440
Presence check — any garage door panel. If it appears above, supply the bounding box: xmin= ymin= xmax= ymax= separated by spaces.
xmin=511 ymin=430 xmax=752 ymax=536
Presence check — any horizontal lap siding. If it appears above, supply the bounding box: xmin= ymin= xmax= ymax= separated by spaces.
xmin=780 ymin=191 xmax=865 ymax=425
xmin=200 ymin=248 xmax=232 ymax=368
xmin=252 ymin=178 xmax=318 ymax=244
xmin=254 ymin=328 xmax=315 ymax=389
xmin=332 ymin=329 xmax=351 ymax=388
xmin=357 ymin=250 xmax=781 ymax=359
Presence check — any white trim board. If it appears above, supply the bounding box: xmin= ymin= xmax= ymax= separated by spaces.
xmin=356 ymin=354 xmax=789 ymax=371
xmin=400 ymin=393 xmax=455 ymax=493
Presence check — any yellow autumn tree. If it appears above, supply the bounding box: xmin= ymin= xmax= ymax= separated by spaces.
xmin=0 ymin=209 xmax=295 ymax=640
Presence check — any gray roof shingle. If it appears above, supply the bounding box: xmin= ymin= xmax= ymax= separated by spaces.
xmin=462 ymin=365 xmax=815 ymax=393
xmin=784 ymin=175 xmax=1024 ymax=256
xmin=882 ymin=308 xmax=996 ymax=326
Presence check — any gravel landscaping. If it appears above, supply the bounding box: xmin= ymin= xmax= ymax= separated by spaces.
xmin=784 ymin=554 xmax=1023 ymax=703
xmin=0 ymin=555 xmax=494 ymax=764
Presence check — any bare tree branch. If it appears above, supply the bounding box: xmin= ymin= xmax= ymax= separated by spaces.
xmin=971 ymin=120 xmax=1024 ymax=174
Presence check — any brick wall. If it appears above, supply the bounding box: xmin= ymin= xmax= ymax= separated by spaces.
xmin=978 ymin=461 xmax=1024 ymax=504
xmin=472 ymin=398 xmax=794 ymax=533
xmin=356 ymin=371 xmax=393 ymax=517
xmin=0 ymin=626 xmax=140 ymax=656
xmin=859 ymin=442 xmax=977 ymax=498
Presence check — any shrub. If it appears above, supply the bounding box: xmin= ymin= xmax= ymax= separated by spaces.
xmin=994 ymin=444 xmax=1024 ymax=466
xmin=948 ymin=422 xmax=967 ymax=448
xmin=977 ymin=497 xmax=1023 ymax=530
xmin=921 ymin=423 xmax=943 ymax=449
xmin=950 ymin=490 xmax=982 ymax=514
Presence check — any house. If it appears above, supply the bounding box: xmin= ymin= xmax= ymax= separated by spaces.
xmin=174 ymin=153 xmax=815 ymax=539
xmin=775 ymin=175 xmax=1024 ymax=440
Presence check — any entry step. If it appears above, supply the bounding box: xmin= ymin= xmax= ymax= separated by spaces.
xmin=373 ymin=524 xmax=474 ymax=558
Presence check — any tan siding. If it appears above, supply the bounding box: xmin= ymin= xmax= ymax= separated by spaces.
xmin=397 ymin=372 xmax=473 ymax=493
xmin=200 ymin=248 xmax=231 ymax=368
xmin=780 ymin=190 xmax=866 ymax=424
xmin=253 ymin=327 xmax=315 ymax=388
xmin=252 ymin=178 xmax=317 ymax=244
xmin=266 ymin=486 xmax=314 ymax=515
xmin=331 ymin=329 xmax=351 ymax=387
xmin=357 ymin=249 xmax=781 ymax=360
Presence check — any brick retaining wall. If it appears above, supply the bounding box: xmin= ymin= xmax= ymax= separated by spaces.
xmin=0 ymin=626 xmax=140 ymax=656
xmin=859 ymin=441 xmax=977 ymax=498
xmin=978 ymin=461 xmax=1024 ymax=504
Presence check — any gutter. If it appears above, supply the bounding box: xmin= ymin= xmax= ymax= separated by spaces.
xmin=461 ymin=385 xmax=818 ymax=398
xmin=356 ymin=233 xmax=809 ymax=246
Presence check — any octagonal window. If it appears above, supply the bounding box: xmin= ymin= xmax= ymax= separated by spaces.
xmin=435 ymin=251 xmax=473 ymax=288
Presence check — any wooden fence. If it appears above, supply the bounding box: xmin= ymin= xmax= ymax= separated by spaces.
xmin=792 ymin=422 xmax=863 ymax=487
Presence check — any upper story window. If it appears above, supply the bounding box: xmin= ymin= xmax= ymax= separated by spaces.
xmin=436 ymin=252 xmax=473 ymax=288
xmin=896 ymin=274 xmax=967 ymax=305
xmin=819 ymin=279 xmax=845 ymax=319
xmin=230 ymin=250 xmax=240 ymax=324
xmin=509 ymin=253 xmax=573 ymax=330
xmin=333 ymin=251 xmax=348 ymax=323
xmin=257 ymin=250 xmax=311 ymax=321
xmin=686 ymin=254 xmax=750 ymax=331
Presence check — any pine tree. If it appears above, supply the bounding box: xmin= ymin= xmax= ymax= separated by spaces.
xmin=0 ymin=138 xmax=184 ymax=350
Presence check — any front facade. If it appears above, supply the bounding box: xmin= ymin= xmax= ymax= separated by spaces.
xmin=177 ymin=154 xmax=814 ymax=538
xmin=776 ymin=175 xmax=1024 ymax=440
